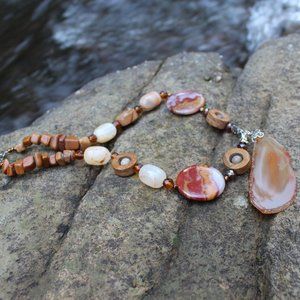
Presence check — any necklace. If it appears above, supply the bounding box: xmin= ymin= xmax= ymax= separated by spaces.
xmin=0 ymin=90 xmax=296 ymax=215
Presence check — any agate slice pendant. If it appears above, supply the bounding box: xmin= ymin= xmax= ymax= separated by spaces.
xmin=167 ymin=91 xmax=205 ymax=115
xmin=176 ymin=165 xmax=225 ymax=201
xmin=249 ymin=136 xmax=296 ymax=214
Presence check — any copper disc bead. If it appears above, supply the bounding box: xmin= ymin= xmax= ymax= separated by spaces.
xmin=111 ymin=152 xmax=138 ymax=177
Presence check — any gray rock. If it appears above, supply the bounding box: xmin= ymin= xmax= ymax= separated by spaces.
xmin=0 ymin=35 xmax=299 ymax=299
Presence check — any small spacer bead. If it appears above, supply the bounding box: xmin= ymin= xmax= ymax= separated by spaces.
xmin=134 ymin=163 xmax=143 ymax=174
xmin=75 ymin=150 xmax=84 ymax=160
xmin=159 ymin=91 xmax=169 ymax=100
xmin=6 ymin=163 xmax=16 ymax=177
xmin=224 ymin=169 xmax=236 ymax=181
xmin=163 ymin=178 xmax=175 ymax=190
xmin=111 ymin=152 xmax=119 ymax=159
xmin=113 ymin=120 xmax=123 ymax=132
xmin=204 ymin=107 xmax=210 ymax=116
xmin=237 ymin=142 xmax=248 ymax=149
xmin=225 ymin=122 xmax=232 ymax=133
xmin=134 ymin=105 xmax=144 ymax=115
xmin=88 ymin=134 xmax=97 ymax=143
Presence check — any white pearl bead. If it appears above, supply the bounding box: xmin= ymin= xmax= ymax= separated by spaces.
xmin=84 ymin=146 xmax=111 ymax=166
xmin=94 ymin=123 xmax=117 ymax=143
xmin=139 ymin=91 xmax=162 ymax=111
xmin=230 ymin=154 xmax=243 ymax=164
xmin=120 ymin=157 xmax=131 ymax=165
xmin=139 ymin=164 xmax=167 ymax=188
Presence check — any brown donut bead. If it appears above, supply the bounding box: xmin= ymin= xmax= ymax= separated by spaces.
xmin=223 ymin=148 xmax=251 ymax=175
xmin=41 ymin=153 xmax=50 ymax=168
xmin=40 ymin=134 xmax=52 ymax=146
xmin=15 ymin=160 xmax=25 ymax=175
xmin=23 ymin=136 xmax=32 ymax=147
xmin=50 ymin=135 xmax=59 ymax=150
xmin=55 ymin=152 xmax=66 ymax=166
xmin=206 ymin=108 xmax=230 ymax=129
xmin=23 ymin=156 xmax=36 ymax=172
xmin=49 ymin=154 xmax=57 ymax=166
xmin=31 ymin=133 xmax=41 ymax=145
xmin=34 ymin=153 xmax=43 ymax=168
xmin=111 ymin=152 xmax=138 ymax=177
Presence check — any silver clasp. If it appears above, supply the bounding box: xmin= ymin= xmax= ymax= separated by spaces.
xmin=231 ymin=124 xmax=264 ymax=144
xmin=0 ymin=147 xmax=15 ymax=163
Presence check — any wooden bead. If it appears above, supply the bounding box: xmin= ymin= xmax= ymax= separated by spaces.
xmin=223 ymin=148 xmax=251 ymax=175
xmin=2 ymin=159 xmax=9 ymax=174
xmin=79 ymin=137 xmax=92 ymax=151
xmin=49 ymin=154 xmax=57 ymax=166
xmin=55 ymin=152 xmax=66 ymax=166
xmin=23 ymin=156 xmax=36 ymax=172
xmin=111 ymin=152 xmax=138 ymax=177
xmin=23 ymin=136 xmax=32 ymax=147
xmin=15 ymin=159 xmax=25 ymax=175
xmin=41 ymin=153 xmax=50 ymax=168
xmin=50 ymin=135 xmax=59 ymax=150
xmin=116 ymin=108 xmax=139 ymax=127
xmin=58 ymin=134 xmax=66 ymax=151
xmin=15 ymin=143 xmax=26 ymax=153
xmin=206 ymin=108 xmax=230 ymax=129
xmin=65 ymin=136 xmax=80 ymax=150
xmin=6 ymin=164 xmax=15 ymax=177
xmin=40 ymin=134 xmax=52 ymax=146
xmin=34 ymin=153 xmax=43 ymax=168
xmin=31 ymin=133 xmax=41 ymax=145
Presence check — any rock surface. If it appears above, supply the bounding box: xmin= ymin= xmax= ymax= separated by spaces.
xmin=0 ymin=34 xmax=299 ymax=299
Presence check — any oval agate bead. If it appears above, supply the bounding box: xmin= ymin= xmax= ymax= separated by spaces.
xmin=167 ymin=91 xmax=205 ymax=115
xmin=84 ymin=146 xmax=111 ymax=166
xmin=94 ymin=123 xmax=117 ymax=143
xmin=139 ymin=91 xmax=162 ymax=111
xmin=176 ymin=165 xmax=225 ymax=201
xmin=139 ymin=164 xmax=167 ymax=188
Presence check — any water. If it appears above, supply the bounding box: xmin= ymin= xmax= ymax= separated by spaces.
xmin=0 ymin=0 xmax=299 ymax=135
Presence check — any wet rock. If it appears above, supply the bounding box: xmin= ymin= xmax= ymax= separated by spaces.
xmin=0 ymin=35 xmax=299 ymax=299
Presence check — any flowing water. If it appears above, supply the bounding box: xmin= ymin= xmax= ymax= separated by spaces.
xmin=0 ymin=0 xmax=299 ymax=134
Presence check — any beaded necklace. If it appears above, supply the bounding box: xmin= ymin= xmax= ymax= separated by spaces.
xmin=0 ymin=90 xmax=296 ymax=215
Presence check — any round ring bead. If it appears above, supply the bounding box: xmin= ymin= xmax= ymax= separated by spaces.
xmin=111 ymin=152 xmax=137 ymax=177
xmin=139 ymin=91 xmax=162 ymax=111
xmin=94 ymin=123 xmax=117 ymax=143
xmin=167 ymin=91 xmax=206 ymax=115
xmin=223 ymin=147 xmax=251 ymax=175
xmin=206 ymin=108 xmax=230 ymax=129
xmin=139 ymin=164 xmax=167 ymax=188
xmin=84 ymin=146 xmax=111 ymax=166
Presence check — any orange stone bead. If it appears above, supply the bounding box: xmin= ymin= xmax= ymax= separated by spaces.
xmin=34 ymin=153 xmax=43 ymax=169
xmin=58 ymin=134 xmax=66 ymax=151
xmin=49 ymin=154 xmax=57 ymax=166
xmin=50 ymin=135 xmax=59 ymax=150
xmin=15 ymin=160 xmax=25 ymax=175
xmin=2 ymin=159 xmax=9 ymax=174
xmin=23 ymin=136 xmax=32 ymax=147
xmin=116 ymin=108 xmax=139 ymax=127
xmin=40 ymin=134 xmax=52 ymax=146
xmin=6 ymin=164 xmax=15 ymax=177
xmin=31 ymin=133 xmax=41 ymax=145
xmin=41 ymin=153 xmax=50 ymax=168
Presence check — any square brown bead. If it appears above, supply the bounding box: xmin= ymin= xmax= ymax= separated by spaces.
xmin=65 ymin=136 xmax=80 ymax=150
xmin=58 ymin=134 xmax=66 ymax=151
xmin=40 ymin=134 xmax=52 ymax=146
xmin=23 ymin=136 xmax=32 ymax=147
xmin=41 ymin=153 xmax=50 ymax=168
xmin=50 ymin=135 xmax=59 ymax=150
xmin=31 ymin=133 xmax=41 ymax=145
xmin=34 ymin=153 xmax=43 ymax=168
xmin=63 ymin=150 xmax=74 ymax=163
xmin=23 ymin=156 xmax=36 ymax=172
xmin=15 ymin=160 xmax=25 ymax=175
